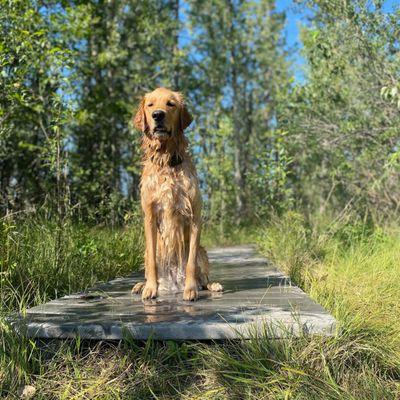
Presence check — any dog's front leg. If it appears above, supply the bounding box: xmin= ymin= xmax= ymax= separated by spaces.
xmin=142 ymin=206 xmax=158 ymax=300
xmin=183 ymin=220 xmax=200 ymax=301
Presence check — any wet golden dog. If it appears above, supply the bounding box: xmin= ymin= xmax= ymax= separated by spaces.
xmin=132 ymin=87 xmax=223 ymax=301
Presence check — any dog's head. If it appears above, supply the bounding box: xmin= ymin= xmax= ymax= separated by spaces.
xmin=134 ymin=88 xmax=193 ymax=140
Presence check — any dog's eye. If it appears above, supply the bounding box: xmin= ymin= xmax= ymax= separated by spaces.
xmin=167 ymin=101 xmax=175 ymax=107
xmin=147 ymin=103 xmax=153 ymax=107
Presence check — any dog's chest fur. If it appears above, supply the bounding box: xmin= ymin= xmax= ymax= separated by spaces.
xmin=142 ymin=162 xmax=198 ymax=219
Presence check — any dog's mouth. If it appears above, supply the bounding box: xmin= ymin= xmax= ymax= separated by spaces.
xmin=153 ymin=127 xmax=171 ymax=138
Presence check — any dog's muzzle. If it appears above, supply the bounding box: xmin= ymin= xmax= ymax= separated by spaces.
xmin=153 ymin=127 xmax=171 ymax=139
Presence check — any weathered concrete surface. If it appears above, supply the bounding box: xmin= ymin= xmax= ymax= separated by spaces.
xmin=14 ymin=245 xmax=336 ymax=340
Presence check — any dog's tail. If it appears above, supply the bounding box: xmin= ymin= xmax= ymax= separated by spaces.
xmin=197 ymin=245 xmax=210 ymax=288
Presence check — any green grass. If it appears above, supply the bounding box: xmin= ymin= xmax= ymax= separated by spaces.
xmin=202 ymin=223 xmax=258 ymax=248
xmin=1 ymin=213 xmax=400 ymax=399
xmin=255 ymin=212 xmax=400 ymax=398
xmin=0 ymin=217 xmax=144 ymax=311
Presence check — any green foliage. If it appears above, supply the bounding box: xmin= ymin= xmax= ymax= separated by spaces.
xmin=202 ymin=221 xmax=258 ymax=247
xmin=1 ymin=0 xmax=399 ymax=225
xmin=187 ymin=0 xmax=291 ymax=223
xmin=283 ymin=0 xmax=400 ymax=219
xmin=0 ymin=0 xmax=74 ymax=215
xmin=248 ymin=130 xmax=294 ymax=217
xmin=0 ymin=0 xmax=294 ymax=224
xmin=67 ymin=1 xmax=182 ymax=221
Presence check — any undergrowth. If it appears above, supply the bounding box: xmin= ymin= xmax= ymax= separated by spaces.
xmin=202 ymin=223 xmax=257 ymax=248
xmin=1 ymin=212 xmax=399 ymax=399
xmin=0 ymin=217 xmax=144 ymax=312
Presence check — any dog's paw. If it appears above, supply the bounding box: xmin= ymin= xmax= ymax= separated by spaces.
xmin=207 ymin=282 xmax=224 ymax=292
xmin=131 ymin=281 xmax=146 ymax=294
xmin=142 ymin=282 xmax=158 ymax=300
xmin=183 ymin=284 xmax=199 ymax=301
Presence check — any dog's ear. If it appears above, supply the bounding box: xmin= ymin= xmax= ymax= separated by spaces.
xmin=180 ymin=103 xmax=193 ymax=131
xmin=133 ymin=97 xmax=147 ymax=132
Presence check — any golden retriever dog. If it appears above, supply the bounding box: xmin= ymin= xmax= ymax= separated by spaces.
xmin=132 ymin=87 xmax=223 ymax=301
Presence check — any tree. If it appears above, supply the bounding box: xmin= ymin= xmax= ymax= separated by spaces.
xmin=0 ymin=0 xmax=185 ymax=223
xmin=283 ymin=0 xmax=400 ymax=219
xmin=186 ymin=0 xmax=291 ymax=224
xmin=67 ymin=0 xmax=182 ymax=223
xmin=0 ymin=0 xmax=73 ymax=216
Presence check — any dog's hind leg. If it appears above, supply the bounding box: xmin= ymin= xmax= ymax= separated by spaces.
xmin=197 ymin=246 xmax=224 ymax=292
xmin=131 ymin=281 xmax=146 ymax=294
xmin=131 ymin=248 xmax=148 ymax=294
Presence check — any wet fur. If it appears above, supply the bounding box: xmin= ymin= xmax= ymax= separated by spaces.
xmin=133 ymin=88 xmax=222 ymax=300
xmin=141 ymin=134 xmax=209 ymax=291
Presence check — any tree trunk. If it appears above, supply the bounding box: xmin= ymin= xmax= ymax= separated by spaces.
xmin=172 ymin=0 xmax=180 ymax=89
xmin=227 ymin=0 xmax=246 ymax=221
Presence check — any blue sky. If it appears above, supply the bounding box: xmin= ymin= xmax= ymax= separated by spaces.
xmin=275 ymin=0 xmax=311 ymax=81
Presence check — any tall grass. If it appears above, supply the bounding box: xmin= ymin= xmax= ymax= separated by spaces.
xmin=254 ymin=212 xmax=400 ymax=397
xmin=1 ymin=213 xmax=399 ymax=398
xmin=0 ymin=217 xmax=144 ymax=312
xmin=0 ymin=215 xmax=144 ymax=395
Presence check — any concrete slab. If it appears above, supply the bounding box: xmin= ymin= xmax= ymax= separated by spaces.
xmin=13 ymin=245 xmax=336 ymax=340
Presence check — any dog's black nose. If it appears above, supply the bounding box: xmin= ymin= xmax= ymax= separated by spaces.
xmin=152 ymin=110 xmax=165 ymax=122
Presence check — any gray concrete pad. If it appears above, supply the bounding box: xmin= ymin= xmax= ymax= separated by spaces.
xmin=13 ymin=245 xmax=336 ymax=340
